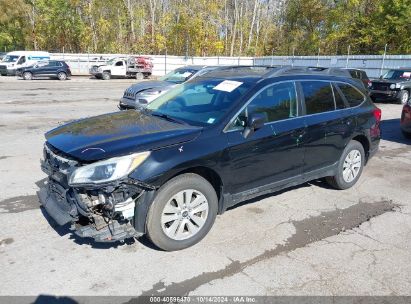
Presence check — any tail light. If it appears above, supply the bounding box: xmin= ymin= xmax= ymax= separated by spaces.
xmin=367 ymin=80 xmax=372 ymax=88
xmin=373 ymin=107 xmax=382 ymax=122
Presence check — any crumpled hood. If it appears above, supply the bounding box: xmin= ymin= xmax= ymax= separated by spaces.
xmin=45 ymin=111 xmax=202 ymax=162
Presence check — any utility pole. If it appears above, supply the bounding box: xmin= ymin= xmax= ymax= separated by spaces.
xmin=380 ymin=44 xmax=388 ymax=77
xmin=316 ymin=48 xmax=321 ymax=67
xmin=346 ymin=45 xmax=351 ymax=68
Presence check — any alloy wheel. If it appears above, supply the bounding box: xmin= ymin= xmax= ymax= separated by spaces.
xmin=161 ymin=189 xmax=209 ymax=241
xmin=401 ymin=91 xmax=409 ymax=104
xmin=342 ymin=149 xmax=362 ymax=183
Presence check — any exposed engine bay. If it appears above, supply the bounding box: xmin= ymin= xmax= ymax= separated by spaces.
xmin=38 ymin=143 xmax=150 ymax=242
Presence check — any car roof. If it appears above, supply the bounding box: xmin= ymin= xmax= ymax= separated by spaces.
xmin=196 ymin=66 xmax=275 ymax=81
xmin=175 ymin=65 xmax=208 ymax=71
xmin=193 ymin=66 xmax=363 ymax=89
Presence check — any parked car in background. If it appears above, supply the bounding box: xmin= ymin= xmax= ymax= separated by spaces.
xmin=39 ymin=66 xmax=381 ymax=251
xmin=0 ymin=51 xmax=50 ymax=76
xmin=346 ymin=68 xmax=371 ymax=89
xmin=401 ymin=100 xmax=411 ymax=138
xmin=119 ymin=65 xmax=270 ymax=110
xmin=17 ymin=60 xmax=71 ymax=80
xmin=0 ymin=52 xmax=6 ymax=61
xmin=119 ymin=65 xmax=214 ymax=110
xmin=89 ymin=56 xmax=153 ymax=80
xmin=369 ymin=69 xmax=411 ymax=104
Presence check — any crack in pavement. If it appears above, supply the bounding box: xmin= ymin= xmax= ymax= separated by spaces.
xmin=126 ymin=200 xmax=398 ymax=300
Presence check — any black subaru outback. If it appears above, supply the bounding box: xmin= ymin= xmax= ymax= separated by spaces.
xmin=39 ymin=66 xmax=381 ymax=251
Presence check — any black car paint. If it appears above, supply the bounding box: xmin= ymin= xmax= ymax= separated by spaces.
xmin=43 ymin=73 xmax=380 ymax=239
xmin=16 ymin=60 xmax=71 ymax=79
xmin=46 ymin=110 xmax=202 ymax=162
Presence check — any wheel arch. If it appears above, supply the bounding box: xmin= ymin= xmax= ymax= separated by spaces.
xmin=133 ymin=166 xmax=225 ymax=235
xmin=170 ymin=166 xmax=224 ymax=209
xmin=351 ymin=134 xmax=370 ymax=162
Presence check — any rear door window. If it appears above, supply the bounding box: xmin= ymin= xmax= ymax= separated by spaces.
xmin=301 ymin=81 xmax=335 ymax=114
xmin=337 ymin=83 xmax=365 ymax=107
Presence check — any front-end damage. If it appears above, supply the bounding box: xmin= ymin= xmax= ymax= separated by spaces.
xmin=38 ymin=143 xmax=155 ymax=242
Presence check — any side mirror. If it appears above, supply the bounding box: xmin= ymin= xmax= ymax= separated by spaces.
xmin=243 ymin=113 xmax=265 ymax=138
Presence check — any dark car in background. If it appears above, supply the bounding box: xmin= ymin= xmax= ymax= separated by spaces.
xmin=39 ymin=66 xmax=381 ymax=251
xmin=401 ymin=100 xmax=411 ymax=138
xmin=370 ymin=69 xmax=411 ymax=104
xmin=119 ymin=65 xmax=214 ymax=110
xmin=17 ymin=60 xmax=71 ymax=80
xmin=346 ymin=68 xmax=371 ymax=89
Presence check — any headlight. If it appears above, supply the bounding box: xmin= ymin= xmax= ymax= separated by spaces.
xmin=390 ymin=84 xmax=396 ymax=90
xmin=138 ymin=90 xmax=161 ymax=97
xmin=68 ymin=151 xmax=150 ymax=186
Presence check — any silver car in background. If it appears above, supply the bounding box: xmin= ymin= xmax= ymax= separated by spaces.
xmin=119 ymin=65 xmax=214 ymax=110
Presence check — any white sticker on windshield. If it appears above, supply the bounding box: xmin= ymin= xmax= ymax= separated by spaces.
xmin=181 ymin=72 xmax=193 ymax=77
xmin=207 ymin=118 xmax=215 ymax=124
xmin=213 ymin=80 xmax=243 ymax=92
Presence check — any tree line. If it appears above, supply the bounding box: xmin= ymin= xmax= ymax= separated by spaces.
xmin=0 ymin=0 xmax=410 ymax=56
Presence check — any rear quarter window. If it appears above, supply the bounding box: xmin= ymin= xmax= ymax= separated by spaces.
xmin=301 ymin=81 xmax=335 ymax=114
xmin=337 ymin=83 xmax=365 ymax=107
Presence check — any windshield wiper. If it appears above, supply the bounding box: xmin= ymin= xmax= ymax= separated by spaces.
xmin=151 ymin=112 xmax=188 ymax=125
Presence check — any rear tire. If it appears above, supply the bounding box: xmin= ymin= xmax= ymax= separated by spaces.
xmin=102 ymin=72 xmax=111 ymax=80
xmin=326 ymin=140 xmax=365 ymax=190
xmin=57 ymin=72 xmax=67 ymax=80
xmin=402 ymin=130 xmax=411 ymax=139
xmin=135 ymin=72 xmax=144 ymax=80
xmin=398 ymin=90 xmax=409 ymax=104
xmin=23 ymin=72 xmax=33 ymax=80
xmin=146 ymin=173 xmax=218 ymax=251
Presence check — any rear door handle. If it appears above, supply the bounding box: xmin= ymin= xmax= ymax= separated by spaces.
xmin=292 ymin=128 xmax=306 ymax=138
xmin=341 ymin=117 xmax=353 ymax=125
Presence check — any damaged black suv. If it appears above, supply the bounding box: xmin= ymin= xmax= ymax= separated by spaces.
xmin=39 ymin=66 xmax=381 ymax=251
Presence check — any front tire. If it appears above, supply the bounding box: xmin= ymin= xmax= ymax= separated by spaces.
xmin=102 ymin=71 xmax=111 ymax=80
xmin=23 ymin=72 xmax=33 ymax=80
xmin=146 ymin=173 xmax=218 ymax=251
xmin=326 ymin=140 xmax=365 ymax=190
xmin=398 ymin=90 xmax=409 ymax=105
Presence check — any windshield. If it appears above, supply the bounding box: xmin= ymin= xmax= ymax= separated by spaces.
xmin=146 ymin=79 xmax=252 ymax=126
xmin=159 ymin=68 xmax=198 ymax=84
xmin=106 ymin=58 xmax=117 ymax=65
xmin=382 ymin=70 xmax=411 ymax=80
xmin=2 ymin=55 xmax=19 ymax=63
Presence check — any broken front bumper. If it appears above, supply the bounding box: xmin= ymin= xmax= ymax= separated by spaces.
xmin=38 ymin=144 xmax=148 ymax=242
xmin=37 ymin=180 xmax=143 ymax=242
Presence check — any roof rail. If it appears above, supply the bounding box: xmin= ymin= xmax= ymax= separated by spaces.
xmin=263 ymin=66 xmax=351 ymax=78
